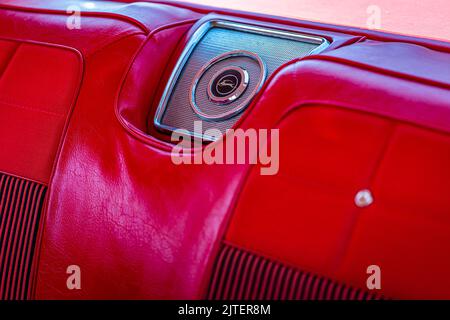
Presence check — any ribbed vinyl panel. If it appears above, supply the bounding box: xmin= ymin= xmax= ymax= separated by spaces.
xmin=208 ymin=244 xmax=383 ymax=300
xmin=0 ymin=173 xmax=46 ymax=300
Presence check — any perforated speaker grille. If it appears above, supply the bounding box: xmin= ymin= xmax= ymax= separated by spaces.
xmin=155 ymin=21 xmax=327 ymax=140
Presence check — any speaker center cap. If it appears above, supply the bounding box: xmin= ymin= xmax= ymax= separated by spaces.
xmin=208 ymin=66 xmax=249 ymax=104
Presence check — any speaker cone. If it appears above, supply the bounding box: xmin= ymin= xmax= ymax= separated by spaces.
xmin=189 ymin=50 xmax=267 ymax=121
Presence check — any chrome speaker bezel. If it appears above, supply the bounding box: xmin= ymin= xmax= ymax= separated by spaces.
xmin=153 ymin=18 xmax=330 ymax=141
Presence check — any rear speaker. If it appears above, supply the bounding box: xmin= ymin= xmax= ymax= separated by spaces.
xmin=190 ymin=50 xmax=266 ymax=122
xmin=154 ymin=19 xmax=329 ymax=141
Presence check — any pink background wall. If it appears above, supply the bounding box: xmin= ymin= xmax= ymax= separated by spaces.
xmin=178 ymin=0 xmax=450 ymax=41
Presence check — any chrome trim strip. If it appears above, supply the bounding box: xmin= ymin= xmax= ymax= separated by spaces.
xmin=153 ymin=19 xmax=330 ymax=142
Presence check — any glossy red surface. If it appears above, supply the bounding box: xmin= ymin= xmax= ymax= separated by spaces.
xmin=0 ymin=39 xmax=82 ymax=184
xmin=0 ymin=0 xmax=449 ymax=300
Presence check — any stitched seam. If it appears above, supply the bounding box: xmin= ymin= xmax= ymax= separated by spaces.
xmin=28 ymin=44 xmax=84 ymax=300
xmin=0 ymin=100 xmax=65 ymax=117
xmin=84 ymin=30 xmax=145 ymax=58
xmin=0 ymin=171 xmax=47 ymax=186
xmin=0 ymin=43 xmax=20 ymax=82
xmin=145 ymin=22 xmax=196 ymax=132
xmin=334 ymin=122 xmax=398 ymax=271
xmin=84 ymin=32 xmax=146 ymax=59
xmin=0 ymin=4 xmax=149 ymax=34
xmin=302 ymin=55 xmax=450 ymax=90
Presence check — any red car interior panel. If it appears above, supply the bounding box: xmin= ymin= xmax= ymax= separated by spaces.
xmin=0 ymin=0 xmax=449 ymax=301
xmin=226 ymin=107 xmax=394 ymax=275
xmin=225 ymin=54 xmax=450 ymax=299
xmin=0 ymin=40 xmax=82 ymax=184
xmin=337 ymin=125 xmax=450 ymax=299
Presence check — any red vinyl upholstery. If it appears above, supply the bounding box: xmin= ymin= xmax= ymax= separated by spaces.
xmin=0 ymin=0 xmax=201 ymax=299
xmin=0 ymin=40 xmax=81 ymax=184
xmin=225 ymin=52 xmax=450 ymax=299
xmin=227 ymin=107 xmax=450 ymax=299
xmin=0 ymin=0 xmax=449 ymax=300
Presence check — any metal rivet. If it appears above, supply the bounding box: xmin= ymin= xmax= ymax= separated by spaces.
xmin=355 ymin=189 xmax=374 ymax=208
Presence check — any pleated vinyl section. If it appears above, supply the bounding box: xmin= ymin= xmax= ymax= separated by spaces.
xmin=208 ymin=244 xmax=383 ymax=300
xmin=0 ymin=173 xmax=46 ymax=300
